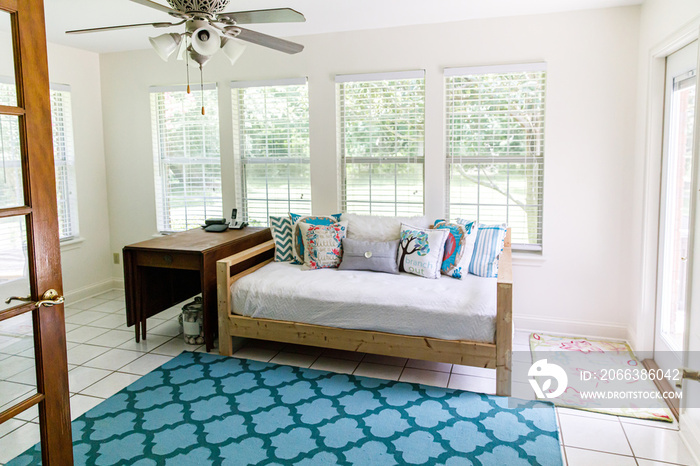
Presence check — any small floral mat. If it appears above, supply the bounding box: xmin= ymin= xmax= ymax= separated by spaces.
xmin=529 ymin=333 xmax=674 ymax=422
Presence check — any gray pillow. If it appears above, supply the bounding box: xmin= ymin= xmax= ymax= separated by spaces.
xmin=338 ymin=239 xmax=399 ymax=274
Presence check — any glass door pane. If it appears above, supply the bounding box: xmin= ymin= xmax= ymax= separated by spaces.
xmin=659 ymin=72 xmax=696 ymax=352
xmin=0 ymin=215 xmax=30 ymax=311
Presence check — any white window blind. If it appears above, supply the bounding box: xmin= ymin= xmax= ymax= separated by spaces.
xmin=232 ymin=78 xmax=310 ymax=226
xmin=445 ymin=64 xmax=546 ymax=250
xmin=337 ymin=71 xmax=425 ymax=216
xmin=0 ymin=80 xmax=79 ymax=241
xmin=150 ymin=85 xmax=222 ymax=232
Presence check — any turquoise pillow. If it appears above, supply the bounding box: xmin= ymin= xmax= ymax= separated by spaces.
xmin=434 ymin=221 xmax=477 ymax=279
xmin=289 ymin=213 xmax=342 ymax=264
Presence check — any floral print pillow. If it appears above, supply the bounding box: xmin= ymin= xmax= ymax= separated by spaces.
xmin=300 ymin=221 xmax=348 ymax=270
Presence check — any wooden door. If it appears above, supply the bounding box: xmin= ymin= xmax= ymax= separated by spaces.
xmin=0 ymin=0 xmax=72 ymax=464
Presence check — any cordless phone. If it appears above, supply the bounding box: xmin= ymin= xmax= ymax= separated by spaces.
xmin=229 ymin=209 xmax=247 ymax=230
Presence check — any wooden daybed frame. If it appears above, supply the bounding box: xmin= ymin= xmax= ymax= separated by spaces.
xmin=217 ymin=229 xmax=513 ymax=396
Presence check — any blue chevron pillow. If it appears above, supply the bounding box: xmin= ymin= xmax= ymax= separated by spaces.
xmin=270 ymin=216 xmax=293 ymax=262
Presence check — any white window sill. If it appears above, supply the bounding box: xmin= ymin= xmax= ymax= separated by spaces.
xmin=512 ymin=251 xmax=546 ymax=267
xmin=60 ymin=236 xmax=85 ymax=251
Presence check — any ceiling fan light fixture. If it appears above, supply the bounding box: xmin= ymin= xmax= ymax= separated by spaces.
xmin=191 ymin=25 xmax=220 ymax=56
xmin=149 ymin=33 xmax=182 ymax=61
xmin=221 ymin=37 xmax=246 ymax=65
xmin=189 ymin=48 xmax=212 ymax=67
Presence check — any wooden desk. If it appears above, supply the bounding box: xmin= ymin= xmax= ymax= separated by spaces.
xmin=123 ymin=227 xmax=273 ymax=351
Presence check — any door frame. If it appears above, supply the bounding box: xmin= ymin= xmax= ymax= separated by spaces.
xmin=654 ymin=42 xmax=698 ymax=376
xmin=638 ymin=21 xmax=700 ymax=353
xmin=637 ymin=18 xmax=700 ymax=458
xmin=0 ymin=0 xmax=73 ymax=463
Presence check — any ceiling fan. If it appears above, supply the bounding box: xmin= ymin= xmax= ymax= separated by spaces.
xmin=67 ymin=0 xmax=305 ymax=57
xmin=67 ymin=0 xmax=306 ymax=114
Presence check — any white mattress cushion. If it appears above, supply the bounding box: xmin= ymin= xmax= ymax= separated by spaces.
xmin=231 ymin=262 xmax=497 ymax=343
xmin=340 ymin=213 xmax=431 ymax=242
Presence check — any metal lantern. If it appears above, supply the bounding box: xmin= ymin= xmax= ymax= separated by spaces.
xmin=179 ymin=297 xmax=205 ymax=345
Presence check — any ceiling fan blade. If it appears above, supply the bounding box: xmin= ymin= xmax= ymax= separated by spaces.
xmin=130 ymin=0 xmax=181 ymax=15
xmin=66 ymin=22 xmax=176 ymax=34
xmin=217 ymin=8 xmax=305 ymax=25
xmin=228 ymin=27 xmax=304 ymax=54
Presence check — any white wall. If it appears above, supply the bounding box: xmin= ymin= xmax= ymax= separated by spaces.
xmin=47 ymin=44 xmax=114 ymax=300
xmin=100 ymin=6 xmax=640 ymax=338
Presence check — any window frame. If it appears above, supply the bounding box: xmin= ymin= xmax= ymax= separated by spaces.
xmin=149 ymin=83 xmax=223 ymax=233
xmin=231 ymin=77 xmax=311 ymax=227
xmin=49 ymin=83 xmax=79 ymax=242
xmin=0 ymin=78 xmax=79 ymax=241
xmin=336 ymin=70 xmax=426 ymax=216
xmin=444 ymin=63 xmax=547 ymax=252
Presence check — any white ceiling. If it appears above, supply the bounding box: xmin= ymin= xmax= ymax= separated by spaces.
xmin=44 ymin=0 xmax=644 ymax=54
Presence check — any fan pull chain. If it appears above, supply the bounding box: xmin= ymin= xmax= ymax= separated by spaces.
xmin=200 ymin=65 xmax=205 ymax=116
xmin=186 ymin=36 xmax=191 ymax=94
xmin=0 ymin=117 xmax=5 ymax=183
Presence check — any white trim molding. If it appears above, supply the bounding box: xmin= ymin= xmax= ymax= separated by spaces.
xmin=335 ymin=70 xmax=425 ymax=83
xmin=63 ymin=278 xmax=120 ymax=305
xmin=230 ymin=77 xmax=307 ymax=88
xmin=59 ymin=236 xmax=85 ymax=252
xmin=515 ymin=314 xmax=630 ymax=342
xmin=149 ymin=83 xmax=217 ymax=93
xmin=444 ymin=62 xmax=547 ymax=76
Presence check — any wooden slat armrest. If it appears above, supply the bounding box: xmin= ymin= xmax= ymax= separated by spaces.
xmin=218 ymin=240 xmax=275 ymax=357
xmin=497 ymin=247 xmax=513 ymax=285
xmin=217 ymin=240 xmax=275 ymax=269
xmin=497 ymin=228 xmax=512 ymax=285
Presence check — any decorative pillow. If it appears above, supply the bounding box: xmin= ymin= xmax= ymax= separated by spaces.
xmin=457 ymin=219 xmax=508 ymax=278
xmin=290 ymin=213 xmax=342 ymax=264
xmin=269 ymin=216 xmax=293 ymax=262
xmin=300 ymin=221 xmax=348 ymax=270
xmin=338 ymin=239 xmax=400 ymax=274
xmin=340 ymin=213 xmax=431 ymax=242
xmin=434 ymin=220 xmax=477 ymax=279
xmin=397 ymin=223 xmax=449 ymax=279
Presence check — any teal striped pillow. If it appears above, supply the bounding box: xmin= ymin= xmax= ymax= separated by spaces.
xmin=457 ymin=220 xmax=507 ymax=278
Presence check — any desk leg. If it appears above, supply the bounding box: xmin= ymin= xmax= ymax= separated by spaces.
xmin=123 ymin=250 xmax=141 ymax=343
xmin=201 ymin=263 xmax=216 ymax=352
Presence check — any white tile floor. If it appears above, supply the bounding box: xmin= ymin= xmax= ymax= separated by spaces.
xmin=0 ymin=289 xmax=697 ymax=465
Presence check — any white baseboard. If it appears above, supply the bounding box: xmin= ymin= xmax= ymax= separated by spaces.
xmin=63 ymin=279 xmax=120 ymax=304
xmin=515 ymin=314 xmax=631 ymax=343
xmin=112 ymin=278 xmax=124 ymax=290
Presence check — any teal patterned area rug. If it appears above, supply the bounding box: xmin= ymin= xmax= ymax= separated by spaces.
xmin=8 ymin=351 xmax=562 ymax=465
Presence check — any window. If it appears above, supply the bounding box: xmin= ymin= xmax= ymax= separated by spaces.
xmin=0 ymin=80 xmax=79 ymax=240
xmin=51 ymin=86 xmax=79 ymax=240
xmin=337 ymin=71 xmax=425 ymax=216
xmin=150 ymin=85 xmax=222 ymax=232
xmin=232 ymin=78 xmax=310 ymax=226
xmin=445 ymin=64 xmax=546 ymax=250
